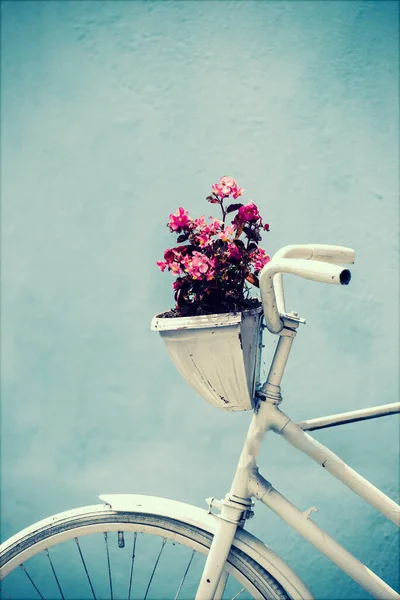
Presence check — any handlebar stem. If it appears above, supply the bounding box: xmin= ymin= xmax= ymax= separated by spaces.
xmin=257 ymin=321 xmax=299 ymax=404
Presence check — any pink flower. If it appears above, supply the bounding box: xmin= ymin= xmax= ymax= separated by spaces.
xmin=168 ymin=207 xmax=190 ymax=232
xmin=192 ymin=253 xmax=210 ymax=274
xmin=164 ymin=248 xmax=176 ymax=262
xmin=192 ymin=217 xmax=222 ymax=242
xmin=193 ymin=216 xmax=207 ymax=229
xmin=232 ymin=186 xmax=244 ymax=199
xmin=183 ymin=252 xmax=215 ymax=280
xmin=207 ymin=218 xmax=223 ymax=235
xmin=250 ymin=247 xmax=271 ymax=271
xmin=211 ymin=176 xmax=243 ymax=199
xmin=218 ymin=225 xmax=236 ymax=242
xmin=237 ymin=202 xmax=260 ymax=223
xmin=170 ymin=261 xmax=183 ymax=275
xmin=218 ymin=177 xmax=236 ymax=196
xmin=211 ymin=183 xmax=224 ymax=197
xmin=163 ymin=246 xmax=189 ymax=263
xmin=173 ymin=279 xmax=183 ymax=291
xmin=226 ymin=243 xmax=242 ymax=260
xmin=220 ymin=176 xmax=236 ymax=188
xmin=157 ymin=261 xmax=168 ymax=272
xmin=158 ymin=247 xmax=190 ymax=275
xmin=196 ymin=231 xmax=212 ymax=247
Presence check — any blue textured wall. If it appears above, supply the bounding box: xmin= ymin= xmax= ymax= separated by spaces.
xmin=1 ymin=1 xmax=399 ymax=598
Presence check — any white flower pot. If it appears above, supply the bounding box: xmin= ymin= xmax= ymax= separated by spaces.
xmin=151 ymin=307 xmax=263 ymax=412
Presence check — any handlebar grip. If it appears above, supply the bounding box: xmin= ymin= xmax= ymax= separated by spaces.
xmin=280 ymin=258 xmax=351 ymax=285
xmin=307 ymin=245 xmax=355 ymax=265
xmin=274 ymin=244 xmax=355 ymax=265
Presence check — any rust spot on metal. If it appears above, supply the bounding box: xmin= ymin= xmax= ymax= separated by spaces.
xmin=218 ymin=394 xmax=229 ymax=404
xmin=205 ymin=378 xmax=229 ymax=404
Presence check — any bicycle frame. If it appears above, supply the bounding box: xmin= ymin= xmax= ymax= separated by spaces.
xmin=195 ymin=314 xmax=400 ymax=600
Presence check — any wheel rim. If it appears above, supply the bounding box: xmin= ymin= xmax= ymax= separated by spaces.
xmin=1 ymin=511 xmax=281 ymax=599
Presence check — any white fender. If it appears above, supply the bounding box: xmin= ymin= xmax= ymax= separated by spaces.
xmin=100 ymin=494 xmax=314 ymax=600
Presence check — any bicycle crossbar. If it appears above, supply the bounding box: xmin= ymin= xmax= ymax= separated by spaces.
xmin=274 ymin=409 xmax=400 ymax=527
xmin=296 ymin=402 xmax=400 ymax=431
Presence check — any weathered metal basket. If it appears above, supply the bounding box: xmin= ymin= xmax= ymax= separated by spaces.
xmin=151 ymin=307 xmax=263 ymax=412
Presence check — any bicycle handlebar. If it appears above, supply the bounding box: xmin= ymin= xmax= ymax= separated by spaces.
xmin=260 ymin=244 xmax=355 ymax=334
xmin=273 ymin=244 xmax=355 ymax=265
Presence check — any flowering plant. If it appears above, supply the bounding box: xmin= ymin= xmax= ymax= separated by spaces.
xmin=157 ymin=176 xmax=271 ymax=317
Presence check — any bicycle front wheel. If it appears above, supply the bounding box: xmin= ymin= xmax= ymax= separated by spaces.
xmin=0 ymin=500 xmax=292 ymax=600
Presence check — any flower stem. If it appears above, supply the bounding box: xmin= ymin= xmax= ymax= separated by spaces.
xmin=219 ymin=197 xmax=227 ymax=227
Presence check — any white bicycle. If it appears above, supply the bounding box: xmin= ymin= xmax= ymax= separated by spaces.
xmin=1 ymin=244 xmax=399 ymax=600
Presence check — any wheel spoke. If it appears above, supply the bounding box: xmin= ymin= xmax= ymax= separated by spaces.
xmin=231 ymin=588 xmax=246 ymax=600
xmin=143 ymin=538 xmax=166 ymax=600
xmin=19 ymin=564 xmax=44 ymax=599
xmin=174 ymin=549 xmax=195 ymax=600
xmin=104 ymin=532 xmax=113 ymax=600
xmin=0 ymin=586 xmax=13 ymax=599
xmin=127 ymin=532 xmax=137 ymax=600
xmin=75 ymin=537 xmax=97 ymax=600
xmin=44 ymin=549 xmax=65 ymax=600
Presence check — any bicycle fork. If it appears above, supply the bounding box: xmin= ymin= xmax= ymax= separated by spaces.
xmin=195 ymin=495 xmax=253 ymax=599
